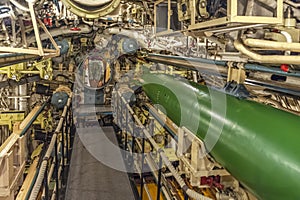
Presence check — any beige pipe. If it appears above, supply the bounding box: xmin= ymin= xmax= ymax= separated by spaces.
xmin=243 ymin=38 xmax=300 ymax=52
xmin=234 ymin=40 xmax=300 ymax=64
xmin=284 ymin=0 xmax=300 ymax=8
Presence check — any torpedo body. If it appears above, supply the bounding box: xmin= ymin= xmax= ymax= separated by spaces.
xmin=142 ymin=73 xmax=300 ymax=200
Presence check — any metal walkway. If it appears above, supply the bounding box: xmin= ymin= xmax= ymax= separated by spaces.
xmin=65 ymin=126 xmax=135 ymax=200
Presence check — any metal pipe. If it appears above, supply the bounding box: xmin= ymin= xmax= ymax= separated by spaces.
xmin=147 ymin=54 xmax=227 ymax=74
xmin=147 ymin=53 xmax=300 ymax=77
xmin=0 ymin=53 xmax=24 ymax=58
xmin=14 ymin=86 xmax=19 ymax=110
xmin=26 ymin=24 xmax=92 ymax=44
xmin=203 ymin=24 xmax=266 ymax=36
xmin=245 ymin=0 xmax=255 ymax=16
xmin=234 ymin=40 xmax=300 ymax=64
xmin=243 ymin=38 xmax=300 ymax=52
xmin=19 ymin=84 xmax=27 ymax=112
xmin=81 ymin=18 xmax=94 ymax=26
xmin=284 ymin=0 xmax=300 ymax=8
xmin=20 ymin=101 xmax=48 ymax=136
xmin=281 ymin=31 xmax=293 ymax=55
xmin=10 ymin=0 xmax=30 ymax=12
xmin=245 ymin=64 xmax=300 ymax=78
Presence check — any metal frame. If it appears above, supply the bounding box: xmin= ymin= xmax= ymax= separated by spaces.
xmin=0 ymin=112 xmax=25 ymax=131
xmin=113 ymin=87 xmax=213 ymax=200
xmin=188 ymin=0 xmax=283 ymax=30
xmin=227 ymin=62 xmax=246 ymax=84
xmin=154 ymin=0 xmax=283 ymax=35
xmin=113 ymin=89 xmax=174 ymax=200
xmin=0 ymin=2 xmax=59 ymax=58
xmin=0 ymin=58 xmax=53 ymax=81
xmin=26 ymin=97 xmax=73 ymax=200
xmin=0 ymin=105 xmax=45 ymax=199
xmin=154 ymin=0 xmax=173 ymax=36
xmin=177 ymin=127 xmax=230 ymax=187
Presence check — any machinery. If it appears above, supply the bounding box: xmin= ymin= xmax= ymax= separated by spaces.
xmin=0 ymin=0 xmax=299 ymax=200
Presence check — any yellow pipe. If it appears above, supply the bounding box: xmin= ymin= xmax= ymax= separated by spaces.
xmin=244 ymin=38 xmax=300 ymax=52
xmin=234 ymin=40 xmax=300 ymax=64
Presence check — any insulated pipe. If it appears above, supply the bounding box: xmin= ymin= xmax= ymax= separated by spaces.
xmin=234 ymin=40 xmax=300 ymax=64
xmin=243 ymin=38 xmax=300 ymax=52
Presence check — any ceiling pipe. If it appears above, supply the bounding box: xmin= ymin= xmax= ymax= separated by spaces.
xmin=243 ymin=38 xmax=300 ymax=52
xmin=234 ymin=40 xmax=300 ymax=65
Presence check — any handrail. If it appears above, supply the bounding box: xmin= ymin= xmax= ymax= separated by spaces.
xmin=28 ymin=96 xmax=72 ymax=200
xmin=115 ymin=89 xmax=212 ymax=200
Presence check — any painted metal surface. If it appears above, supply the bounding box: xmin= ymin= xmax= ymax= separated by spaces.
xmin=141 ymin=73 xmax=300 ymax=200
